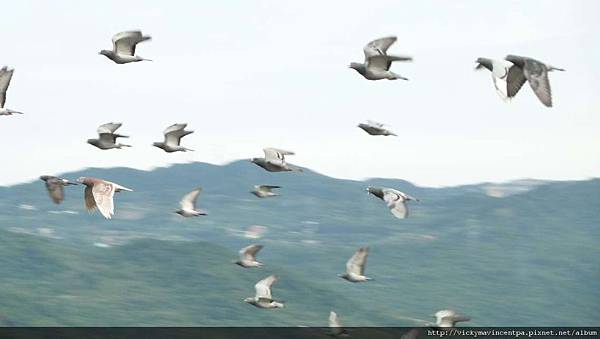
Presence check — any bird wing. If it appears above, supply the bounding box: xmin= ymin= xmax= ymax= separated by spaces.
xmin=363 ymin=36 xmax=397 ymax=59
xmin=383 ymin=189 xmax=408 ymax=219
xmin=263 ymin=148 xmax=293 ymax=165
xmin=45 ymin=178 xmax=65 ymax=204
xmin=112 ymin=31 xmax=150 ymax=56
xmin=346 ymin=247 xmax=368 ymax=275
xmin=259 ymin=185 xmax=280 ymax=193
xmin=506 ymin=65 xmax=527 ymax=98
xmin=97 ymin=122 xmax=122 ymax=134
xmin=254 ymin=274 xmax=277 ymax=299
xmin=240 ymin=244 xmax=263 ymax=261
xmin=329 ymin=311 xmax=342 ymax=328
xmin=84 ymin=186 xmax=97 ymax=211
xmin=523 ymin=59 xmax=553 ymax=107
xmin=91 ymin=181 xmax=116 ymax=219
xmin=164 ymin=124 xmax=193 ymax=146
xmin=180 ymin=187 xmax=202 ymax=210
xmin=0 ymin=67 xmax=14 ymax=108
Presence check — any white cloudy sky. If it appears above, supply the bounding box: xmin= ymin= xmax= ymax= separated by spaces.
xmin=1 ymin=0 xmax=598 ymax=187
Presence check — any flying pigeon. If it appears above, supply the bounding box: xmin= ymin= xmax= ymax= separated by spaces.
xmin=358 ymin=120 xmax=396 ymax=136
xmin=367 ymin=186 xmax=419 ymax=219
xmin=39 ymin=176 xmax=78 ymax=204
xmin=475 ymin=57 xmax=521 ymax=101
xmin=0 ymin=66 xmax=23 ymax=116
xmin=99 ymin=30 xmax=152 ymax=64
xmin=234 ymin=244 xmax=264 ymax=268
xmin=175 ymin=187 xmax=206 ymax=217
xmin=251 ymin=185 xmax=281 ymax=198
xmin=244 ymin=274 xmax=285 ymax=309
xmin=503 ymin=55 xmax=565 ymax=107
xmin=87 ymin=122 xmax=131 ymax=150
xmin=153 ymin=123 xmax=194 ymax=153
xmin=251 ymin=148 xmax=302 ymax=172
xmin=77 ymin=177 xmax=133 ymax=219
xmin=338 ymin=247 xmax=371 ymax=282
xmin=329 ymin=311 xmax=349 ymax=337
xmin=349 ymin=36 xmax=412 ymax=81
xmin=432 ymin=310 xmax=471 ymax=328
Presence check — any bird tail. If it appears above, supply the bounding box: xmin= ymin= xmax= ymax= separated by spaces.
xmin=548 ymin=66 xmax=565 ymax=72
xmin=7 ymin=109 xmax=24 ymax=114
xmin=118 ymin=144 xmax=132 ymax=148
xmin=390 ymin=72 xmax=409 ymax=81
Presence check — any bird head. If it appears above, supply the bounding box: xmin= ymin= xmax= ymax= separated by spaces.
xmin=39 ymin=175 xmax=50 ymax=182
xmin=243 ymin=297 xmax=254 ymax=304
xmin=87 ymin=139 xmax=99 ymax=146
xmin=98 ymin=50 xmax=111 ymax=57
xmin=474 ymin=57 xmax=492 ymax=71
xmin=366 ymin=186 xmax=384 ymax=199
xmin=152 ymin=142 xmax=164 ymax=148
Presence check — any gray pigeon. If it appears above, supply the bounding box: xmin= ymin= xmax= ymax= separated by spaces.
xmin=251 ymin=185 xmax=280 ymax=198
xmin=0 ymin=66 xmax=23 ymax=116
xmin=338 ymin=247 xmax=371 ymax=282
xmin=40 ymin=175 xmax=78 ymax=204
xmin=244 ymin=274 xmax=285 ymax=309
xmin=504 ymin=55 xmax=565 ymax=107
xmin=87 ymin=122 xmax=131 ymax=150
xmin=432 ymin=310 xmax=471 ymax=328
xmin=77 ymin=177 xmax=133 ymax=219
xmin=358 ymin=120 xmax=396 ymax=136
xmin=349 ymin=36 xmax=412 ymax=80
xmin=153 ymin=123 xmax=194 ymax=153
xmin=367 ymin=186 xmax=419 ymax=219
xmin=99 ymin=31 xmax=152 ymax=64
xmin=251 ymin=148 xmax=302 ymax=172
xmin=234 ymin=244 xmax=264 ymax=268
xmin=175 ymin=187 xmax=206 ymax=217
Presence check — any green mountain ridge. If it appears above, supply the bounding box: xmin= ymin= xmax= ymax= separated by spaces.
xmin=0 ymin=161 xmax=598 ymax=326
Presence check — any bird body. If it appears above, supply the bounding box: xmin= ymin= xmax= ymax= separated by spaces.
xmin=251 ymin=185 xmax=280 ymax=198
xmin=87 ymin=122 xmax=131 ymax=150
xmin=251 ymin=148 xmax=302 ymax=172
xmin=358 ymin=120 xmax=396 ymax=136
xmin=153 ymin=123 xmax=194 ymax=153
xmin=503 ymin=55 xmax=564 ymax=107
xmin=175 ymin=187 xmax=206 ymax=217
xmin=329 ymin=311 xmax=349 ymax=337
xmin=367 ymin=186 xmax=418 ymax=219
xmin=244 ymin=274 xmax=284 ymax=309
xmin=350 ymin=36 xmax=412 ymax=81
xmin=77 ymin=177 xmax=133 ymax=219
xmin=235 ymin=244 xmax=264 ymax=267
xmin=100 ymin=31 xmax=152 ymax=64
xmin=433 ymin=310 xmax=471 ymax=328
xmin=339 ymin=247 xmax=371 ymax=282
xmin=40 ymin=175 xmax=78 ymax=204
xmin=0 ymin=66 xmax=23 ymax=116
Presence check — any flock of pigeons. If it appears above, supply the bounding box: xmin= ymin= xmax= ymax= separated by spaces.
xmin=7 ymin=31 xmax=565 ymax=330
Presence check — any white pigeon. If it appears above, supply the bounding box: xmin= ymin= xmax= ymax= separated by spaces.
xmin=338 ymin=247 xmax=371 ymax=282
xmin=153 ymin=123 xmax=194 ymax=153
xmin=504 ymin=55 xmax=565 ymax=107
xmin=175 ymin=187 xmax=206 ymax=217
xmin=99 ymin=30 xmax=152 ymax=64
xmin=77 ymin=177 xmax=133 ymax=219
xmin=234 ymin=244 xmax=264 ymax=268
xmin=251 ymin=185 xmax=280 ymax=198
xmin=367 ymin=186 xmax=419 ymax=219
xmin=349 ymin=36 xmax=413 ymax=81
xmin=357 ymin=120 xmax=396 ymax=136
xmin=475 ymin=57 xmax=519 ymax=101
xmin=433 ymin=310 xmax=471 ymax=328
xmin=244 ymin=274 xmax=285 ymax=309
xmin=0 ymin=66 xmax=23 ymax=116
xmin=251 ymin=148 xmax=302 ymax=172
xmin=87 ymin=122 xmax=131 ymax=150
xmin=329 ymin=311 xmax=349 ymax=337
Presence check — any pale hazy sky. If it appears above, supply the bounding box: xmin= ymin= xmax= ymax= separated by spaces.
xmin=1 ymin=0 xmax=599 ymax=187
